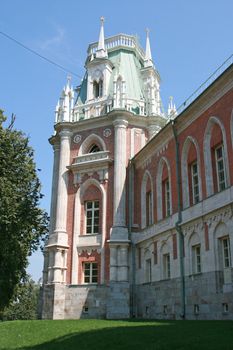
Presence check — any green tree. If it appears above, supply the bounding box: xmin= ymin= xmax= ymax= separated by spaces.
xmin=1 ymin=275 xmax=40 ymax=320
xmin=0 ymin=110 xmax=48 ymax=312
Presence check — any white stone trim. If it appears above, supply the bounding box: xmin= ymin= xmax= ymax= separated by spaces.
xmin=181 ymin=136 xmax=202 ymax=209
xmin=204 ymin=116 xmax=230 ymax=197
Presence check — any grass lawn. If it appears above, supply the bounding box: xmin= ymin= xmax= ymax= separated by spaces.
xmin=0 ymin=319 xmax=233 ymax=350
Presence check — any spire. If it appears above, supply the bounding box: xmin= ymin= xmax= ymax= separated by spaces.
xmin=145 ymin=28 xmax=153 ymax=67
xmin=55 ymin=76 xmax=74 ymax=123
xmin=96 ymin=16 xmax=108 ymax=58
xmin=168 ymin=96 xmax=177 ymax=119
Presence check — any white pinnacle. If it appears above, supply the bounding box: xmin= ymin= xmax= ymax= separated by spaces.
xmin=96 ymin=16 xmax=107 ymax=58
xmin=145 ymin=29 xmax=152 ymax=59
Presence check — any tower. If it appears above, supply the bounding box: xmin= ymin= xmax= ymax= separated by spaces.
xmin=42 ymin=19 xmax=167 ymax=319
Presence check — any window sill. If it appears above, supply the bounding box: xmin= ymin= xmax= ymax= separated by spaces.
xmin=79 ymin=233 xmax=101 ymax=237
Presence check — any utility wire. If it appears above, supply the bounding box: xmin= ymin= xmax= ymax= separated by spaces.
xmin=0 ymin=30 xmax=83 ymax=79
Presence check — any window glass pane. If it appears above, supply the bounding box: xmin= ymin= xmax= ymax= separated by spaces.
xmin=84 ymin=276 xmax=90 ymax=283
xmin=85 ymin=263 xmax=90 ymax=270
xmin=86 ymin=226 xmax=92 ymax=234
xmin=86 ymin=219 xmax=92 ymax=226
xmin=86 ymin=202 xmax=92 ymax=209
xmin=92 ymin=276 xmax=98 ymax=283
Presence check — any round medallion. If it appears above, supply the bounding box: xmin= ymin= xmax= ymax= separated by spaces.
xmin=73 ymin=134 xmax=82 ymax=143
xmin=103 ymin=128 xmax=112 ymax=138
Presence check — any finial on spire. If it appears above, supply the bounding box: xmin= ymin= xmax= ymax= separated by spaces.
xmin=67 ymin=75 xmax=72 ymax=87
xmin=168 ymin=96 xmax=177 ymax=119
xmin=96 ymin=16 xmax=108 ymax=58
xmin=145 ymin=28 xmax=153 ymax=67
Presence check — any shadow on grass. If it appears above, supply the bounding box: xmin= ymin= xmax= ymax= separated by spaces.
xmin=5 ymin=319 xmax=233 ymax=350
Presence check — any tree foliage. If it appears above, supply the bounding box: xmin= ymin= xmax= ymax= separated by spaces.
xmin=0 ymin=110 xmax=48 ymax=311
xmin=0 ymin=275 xmax=40 ymax=320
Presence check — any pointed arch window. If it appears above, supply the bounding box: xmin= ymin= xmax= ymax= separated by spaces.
xmin=190 ymin=161 xmax=200 ymax=205
xmin=215 ymin=144 xmax=226 ymax=191
xmin=157 ymin=157 xmax=172 ymax=221
xmin=204 ymin=117 xmax=229 ymax=196
xmin=141 ymin=170 xmax=154 ymax=229
xmin=181 ymin=137 xmax=202 ymax=209
xmin=93 ymin=79 xmax=103 ymax=98
xmin=88 ymin=144 xmax=101 ymax=153
xmin=146 ymin=190 xmax=153 ymax=226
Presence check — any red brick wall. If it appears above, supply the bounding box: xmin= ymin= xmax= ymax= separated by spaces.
xmin=133 ymin=88 xmax=233 ymax=229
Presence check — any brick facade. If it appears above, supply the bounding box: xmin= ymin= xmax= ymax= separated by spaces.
xmin=41 ymin=27 xmax=233 ymax=320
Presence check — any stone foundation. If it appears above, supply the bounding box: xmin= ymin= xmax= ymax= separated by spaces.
xmin=106 ymin=282 xmax=130 ymax=319
xmin=135 ymin=271 xmax=233 ymax=320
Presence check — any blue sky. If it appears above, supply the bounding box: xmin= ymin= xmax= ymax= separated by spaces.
xmin=1 ymin=0 xmax=232 ymax=281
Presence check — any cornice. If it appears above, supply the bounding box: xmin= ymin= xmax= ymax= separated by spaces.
xmin=53 ymin=110 xmax=149 ymax=134
xmin=175 ymin=66 xmax=233 ymax=134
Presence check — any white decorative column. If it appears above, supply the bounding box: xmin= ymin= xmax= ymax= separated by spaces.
xmin=111 ymin=119 xmax=128 ymax=237
xmin=53 ymin=129 xmax=71 ymax=246
xmin=109 ymin=118 xmax=130 ymax=285
xmin=49 ymin=142 xmax=60 ymax=236
xmin=46 ymin=129 xmax=71 ymax=284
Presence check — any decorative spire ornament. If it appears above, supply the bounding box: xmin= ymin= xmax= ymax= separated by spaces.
xmin=168 ymin=96 xmax=177 ymax=119
xmin=96 ymin=16 xmax=108 ymax=58
xmin=145 ymin=28 xmax=153 ymax=67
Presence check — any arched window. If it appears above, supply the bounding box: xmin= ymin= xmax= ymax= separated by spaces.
xmin=88 ymin=144 xmax=101 ymax=153
xmin=79 ymin=134 xmax=106 ymax=156
xmin=80 ymin=185 xmax=102 ymax=235
xmin=156 ymin=157 xmax=172 ymax=220
xmin=93 ymin=79 xmax=103 ymax=98
xmin=141 ymin=170 xmax=154 ymax=229
xmin=181 ymin=136 xmax=202 ymax=209
xmin=160 ymin=242 xmax=171 ymax=280
xmin=188 ymin=232 xmax=202 ymax=275
xmin=214 ymin=222 xmax=232 ymax=284
xmin=204 ymin=117 xmax=230 ymax=196
xmin=144 ymin=248 xmax=152 ymax=283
